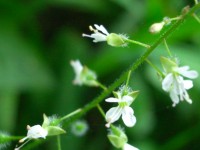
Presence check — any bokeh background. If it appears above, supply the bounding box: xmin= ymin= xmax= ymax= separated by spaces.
xmin=0 ymin=0 xmax=200 ymax=150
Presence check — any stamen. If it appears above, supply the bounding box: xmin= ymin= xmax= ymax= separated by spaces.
xmin=89 ymin=26 xmax=95 ymax=31
xmin=15 ymin=139 xmax=31 ymax=150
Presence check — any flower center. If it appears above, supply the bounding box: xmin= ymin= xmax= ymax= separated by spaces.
xmin=119 ymin=102 xmax=128 ymax=108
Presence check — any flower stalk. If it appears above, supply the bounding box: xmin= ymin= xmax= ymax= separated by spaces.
xmin=123 ymin=38 xmax=150 ymax=48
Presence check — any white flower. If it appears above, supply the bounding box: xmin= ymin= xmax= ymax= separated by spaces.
xmin=19 ymin=125 xmax=48 ymax=143
xmin=161 ymin=57 xmax=198 ymax=107
xmin=82 ymin=24 xmax=109 ymax=42
xmin=82 ymin=24 xmax=127 ymax=47
xmin=15 ymin=125 xmax=48 ymax=150
xmin=123 ymin=143 xmax=139 ymax=150
xmin=70 ymin=59 xmax=98 ymax=86
xmin=105 ymin=89 xmax=139 ymax=128
xmin=70 ymin=60 xmax=84 ymax=85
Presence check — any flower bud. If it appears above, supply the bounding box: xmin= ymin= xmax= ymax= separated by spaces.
xmin=107 ymin=126 xmax=127 ymax=148
xmin=149 ymin=22 xmax=165 ymax=34
xmin=71 ymin=120 xmax=89 ymax=137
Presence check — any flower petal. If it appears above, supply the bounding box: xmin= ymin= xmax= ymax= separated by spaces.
xmin=27 ymin=125 xmax=48 ymax=139
xmin=122 ymin=106 xmax=136 ymax=127
xmin=169 ymin=90 xmax=179 ymax=107
xmin=176 ymin=66 xmax=189 ymax=73
xmin=179 ymin=70 xmax=198 ymax=79
xmin=94 ymin=24 xmax=109 ymax=35
xmin=162 ymin=73 xmax=173 ymax=91
xmin=122 ymin=95 xmax=133 ymax=105
xmin=183 ymin=80 xmax=193 ymax=90
xmin=105 ymin=107 xmax=122 ymax=124
xmin=105 ymin=97 xmax=120 ymax=103
xmin=123 ymin=143 xmax=139 ymax=150
xmin=70 ymin=60 xmax=83 ymax=75
xmin=90 ymin=33 xmax=107 ymax=42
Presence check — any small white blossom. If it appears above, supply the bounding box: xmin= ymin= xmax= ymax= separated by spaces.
xmin=70 ymin=60 xmax=84 ymax=85
xmin=15 ymin=125 xmax=48 ymax=150
xmin=161 ymin=57 xmax=198 ymax=107
xmin=82 ymin=24 xmax=127 ymax=47
xmin=123 ymin=143 xmax=139 ymax=150
xmin=19 ymin=125 xmax=47 ymax=143
xmin=82 ymin=24 xmax=109 ymax=42
xmin=105 ymin=87 xmax=139 ymax=128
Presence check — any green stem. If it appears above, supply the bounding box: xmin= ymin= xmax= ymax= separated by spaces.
xmin=60 ymin=2 xmax=200 ymax=124
xmin=170 ymin=16 xmax=181 ymax=21
xmin=60 ymin=108 xmax=82 ymax=122
xmin=145 ymin=59 xmax=164 ymax=77
xmin=163 ymin=39 xmax=172 ymax=57
xmin=124 ymin=38 xmax=150 ymax=48
xmin=125 ymin=70 xmax=132 ymax=88
xmin=22 ymin=3 xmax=200 ymax=149
xmin=192 ymin=13 xmax=200 ymax=23
xmin=96 ymin=104 xmax=106 ymax=118
xmin=96 ymin=81 xmax=107 ymax=90
xmin=57 ymin=135 xmax=61 ymax=150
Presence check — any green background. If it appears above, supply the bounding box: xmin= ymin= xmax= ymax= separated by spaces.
xmin=0 ymin=0 xmax=200 ymax=150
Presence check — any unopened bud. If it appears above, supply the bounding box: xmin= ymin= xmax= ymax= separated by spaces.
xmin=149 ymin=22 xmax=165 ymax=34
xmin=71 ymin=120 xmax=89 ymax=137
xmin=107 ymin=126 xmax=127 ymax=148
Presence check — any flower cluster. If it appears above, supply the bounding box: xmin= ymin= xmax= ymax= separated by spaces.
xmin=161 ymin=57 xmax=198 ymax=107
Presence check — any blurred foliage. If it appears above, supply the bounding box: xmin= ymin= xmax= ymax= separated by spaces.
xmin=0 ymin=0 xmax=199 ymax=150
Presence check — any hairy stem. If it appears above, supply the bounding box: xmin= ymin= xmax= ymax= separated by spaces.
xmin=60 ymin=2 xmax=200 ymax=126
xmin=23 ymin=3 xmax=200 ymax=149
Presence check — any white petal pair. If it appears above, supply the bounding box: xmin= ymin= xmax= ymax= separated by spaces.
xmin=105 ymin=105 xmax=136 ymax=127
xmin=105 ymin=89 xmax=138 ymax=127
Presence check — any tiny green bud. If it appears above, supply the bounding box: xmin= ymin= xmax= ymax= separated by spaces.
xmin=107 ymin=126 xmax=128 ymax=149
xmin=181 ymin=5 xmax=190 ymax=15
xmin=71 ymin=120 xmax=89 ymax=137
xmin=107 ymin=33 xmax=126 ymax=47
